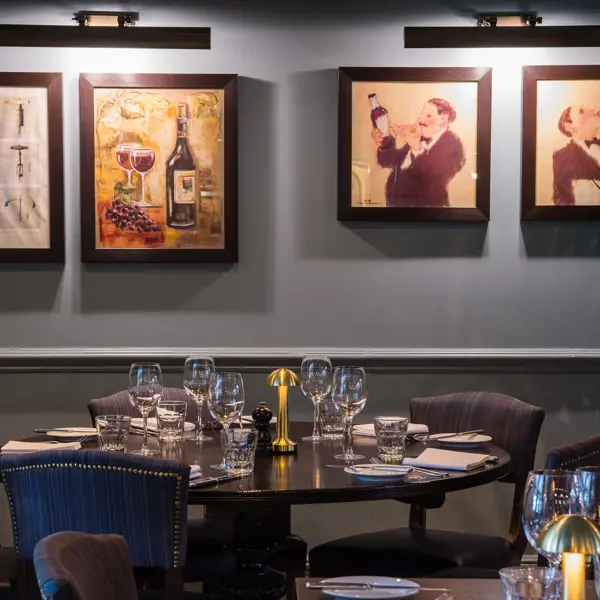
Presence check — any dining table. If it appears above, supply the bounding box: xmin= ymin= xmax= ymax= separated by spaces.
xmin=24 ymin=422 xmax=511 ymax=600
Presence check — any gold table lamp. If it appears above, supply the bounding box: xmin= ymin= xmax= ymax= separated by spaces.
xmin=538 ymin=514 xmax=600 ymax=600
xmin=268 ymin=368 xmax=299 ymax=454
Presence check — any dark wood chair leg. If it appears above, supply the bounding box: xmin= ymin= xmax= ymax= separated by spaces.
xmin=164 ymin=568 xmax=183 ymax=600
xmin=17 ymin=561 xmax=40 ymax=600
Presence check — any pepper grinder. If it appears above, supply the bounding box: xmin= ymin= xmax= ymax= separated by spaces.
xmin=252 ymin=402 xmax=273 ymax=453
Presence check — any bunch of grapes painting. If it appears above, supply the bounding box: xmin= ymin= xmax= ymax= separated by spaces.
xmin=80 ymin=74 xmax=238 ymax=263
xmin=338 ymin=67 xmax=491 ymax=222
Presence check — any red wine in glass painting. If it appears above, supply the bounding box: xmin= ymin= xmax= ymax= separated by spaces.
xmin=368 ymin=93 xmax=390 ymax=137
xmin=116 ymin=143 xmax=141 ymax=186
xmin=131 ymin=147 xmax=156 ymax=207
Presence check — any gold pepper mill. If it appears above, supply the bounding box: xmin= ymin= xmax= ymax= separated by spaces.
xmin=267 ymin=368 xmax=299 ymax=453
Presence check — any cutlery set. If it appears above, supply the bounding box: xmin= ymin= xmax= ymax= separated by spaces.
xmin=306 ymin=582 xmax=450 ymax=591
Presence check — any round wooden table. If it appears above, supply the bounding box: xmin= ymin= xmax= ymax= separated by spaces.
xmin=126 ymin=422 xmax=511 ymax=599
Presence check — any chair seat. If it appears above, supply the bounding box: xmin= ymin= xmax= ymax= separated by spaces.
xmin=309 ymin=528 xmax=521 ymax=578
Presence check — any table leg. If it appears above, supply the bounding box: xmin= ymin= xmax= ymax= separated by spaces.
xmin=204 ymin=503 xmax=291 ymax=600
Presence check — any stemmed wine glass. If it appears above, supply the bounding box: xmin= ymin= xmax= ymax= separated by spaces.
xmin=116 ymin=142 xmax=141 ymax=186
xmin=183 ymin=355 xmax=215 ymax=444
xmin=207 ymin=372 xmax=245 ymax=470
xmin=301 ymin=355 xmax=332 ymax=442
xmin=522 ymin=469 xmax=586 ymax=568
xmin=331 ymin=366 xmax=367 ymax=461
xmin=131 ymin=147 xmax=156 ymax=207
xmin=128 ymin=362 xmax=162 ymax=456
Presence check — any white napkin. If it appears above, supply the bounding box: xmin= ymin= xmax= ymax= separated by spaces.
xmin=1 ymin=441 xmax=82 ymax=454
xmin=403 ymin=448 xmax=491 ymax=471
xmin=130 ymin=418 xmax=195 ymax=433
xmin=189 ymin=465 xmax=203 ymax=481
xmin=353 ymin=423 xmax=429 ymax=437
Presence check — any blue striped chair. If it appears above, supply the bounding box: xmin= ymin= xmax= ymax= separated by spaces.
xmin=0 ymin=449 xmax=228 ymax=600
xmin=33 ymin=532 xmax=138 ymax=600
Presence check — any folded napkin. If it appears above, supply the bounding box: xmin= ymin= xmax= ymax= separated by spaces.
xmin=130 ymin=418 xmax=195 ymax=433
xmin=353 ymin=423 xmax=429 ymax=437
xmin=189 ymin=465 xmax=203 ymax=481
xmin=403 ymin=448 xmax=491 ymax=471
xmin=1 ymin=441 xmax=82 ymax=454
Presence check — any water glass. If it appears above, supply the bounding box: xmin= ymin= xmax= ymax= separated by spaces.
xmin=374 ymin=416 xmax=409 ymax=461
xmin=499 ymin=567 xmax=561 ymax=600
xmin=156 ymin=400 xmax=187 ymax=442
xmin=95 ymin=415 xmax=131 ymax=452
xmin=319 ymin=400 xmax=344 ymax=439
xmin=223 ymin=428 xmax=257 ymax=475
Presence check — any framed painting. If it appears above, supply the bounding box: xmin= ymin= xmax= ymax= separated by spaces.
xmin=522 ymin=65 xmax=600 ymax=219
xmin=338 ymin=67 xmax=492 ymax=222
xmin=80 ymin=73 xmax=238 ymax=262
xmin=0 ymin=72 xmax=64 ymax=262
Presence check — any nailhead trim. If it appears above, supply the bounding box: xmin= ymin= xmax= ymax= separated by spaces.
xmin=1 ymin=463 xmax=184 ymax=565
xmin=561 ymin=448 xmax=600 ymax=467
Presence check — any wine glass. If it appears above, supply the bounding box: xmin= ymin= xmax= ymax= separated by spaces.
xmin=116 ymin=142 xmax=141 ymax=186
xmin=331 ymin=367 xmax=367 ymax=461
xmin=207 ymin=372 xmax=245 ymax=470
xmin=131 ymin=147 xmax=156 ymax=207
xmin=128 ymin=362 xmax=162 ymax=456
xmin=183 ymin=355 xmax=215 ymax=444
xmin=522 ymin=469 xmax=586 ymax=568
xmin=300 ymin=355 xmax=332 ymax=443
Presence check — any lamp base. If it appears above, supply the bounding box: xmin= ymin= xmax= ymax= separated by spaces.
xmin=272 ymin=441 xmax=297 ymax=454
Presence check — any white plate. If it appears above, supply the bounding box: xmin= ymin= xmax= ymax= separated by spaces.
xmin=320 ymin=576 xmax=420 ymax=599
xmin=46 ymin=427 xmax=98 ymax=439
xmin=344 ymin=464 xmax=412 ymax=479
xmin=425 ymin=433 xmax=492 ymax=447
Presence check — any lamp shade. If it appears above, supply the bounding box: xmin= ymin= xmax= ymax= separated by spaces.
xmin=538 ymin=514 xmax=600 ymax=555
xmin=267 ymin=368 xmax=299 ymax=387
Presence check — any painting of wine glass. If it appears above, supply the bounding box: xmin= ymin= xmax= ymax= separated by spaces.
xmin=80 ymin=73 xmax=238 ymax=263
xmin=0 ymin=72 xmax=64 ymax=262
xmin=338 ymin=67 xmax=491 ymax=222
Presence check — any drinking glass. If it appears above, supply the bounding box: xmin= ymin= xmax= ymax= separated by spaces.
xmin=183 ymin=355 xmax=215 ymax=444
xmin=522 ymin=470 xmax=586 ymax=568
xmin=374 ymin=416 xmax=409 ymax=462
xmin=130 ymin=147 xmax=156 ymax=207
xmin=207 ymin=372 xmax=245 ymax=470
xmin=128 ymin=362 xmax=162 ymax=456
xmin=331 ymin=366 xmax=367 ymax=461
xmin=319 ymin=399 xmax=344 ymax=439
xmin=116 ymin=142 xmax=141 ymax=186
xmin=499 ymin=567 xmax=562 ymax=600
xmin=156 ymin=400 xmax=187 ymax=442
xmin=223 ymin=428 xmax=258 ymax=475
xmin=95 ymin=415 xmax=131 ymax=451
xmin=300 ymin=355 xmax=332 ymax=442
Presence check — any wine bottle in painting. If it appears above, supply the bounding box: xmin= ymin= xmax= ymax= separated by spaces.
xmin=368 ymin=93 xmax=389 ymax=137
xmin=166 ymin=103 xmax=197 ymax=229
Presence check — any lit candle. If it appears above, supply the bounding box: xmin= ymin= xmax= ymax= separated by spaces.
xmin=562 ymin=552 xmax=585 ymax=600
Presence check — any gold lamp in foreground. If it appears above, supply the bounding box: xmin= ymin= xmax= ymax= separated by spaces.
xmin=538 ymin=514 xmax=600 ymax=600
xmin=268 ymin=368 xmax=299 ymax=454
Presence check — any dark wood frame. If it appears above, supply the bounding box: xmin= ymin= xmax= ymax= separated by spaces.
xmin=338 ymin=67 xmax=492 ymax=222
xmin=0 ymin=72 xmax=64 ymax=263
xmin=80 ymin=73 xmax=238 ymax=263
xmin=522 ymin=65 xmax=600 ymax=220
xmin=0 ymin=24 xmax=210 ymax=49
xmin=405 ymin=26 xmax=600 ymax=49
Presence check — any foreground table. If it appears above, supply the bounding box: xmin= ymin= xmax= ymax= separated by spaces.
xmin=297 ymin=578 xmax=598 ymax=600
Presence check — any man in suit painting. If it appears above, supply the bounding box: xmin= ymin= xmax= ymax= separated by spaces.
xmin=553 ymin=105 xmax=600 ymax=205
xmin=371 ymin=98 xmax=466 ymax=207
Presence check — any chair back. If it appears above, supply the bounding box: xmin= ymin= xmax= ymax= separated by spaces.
xmin=88 ymin=387 xmax=202 ymax=425
xmin=410 ymin=391 xmax=545 ymax=486
xmin=0 ymin=450 xmax=189 ymax=570
xmin=34 ymin=532 xmax=138 ymax=600
xmin=544 ymin=434 xmax=600 ymax=470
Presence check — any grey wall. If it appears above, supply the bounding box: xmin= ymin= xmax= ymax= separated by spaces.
xmin=0 ymin=0 xmax=600 ymax=554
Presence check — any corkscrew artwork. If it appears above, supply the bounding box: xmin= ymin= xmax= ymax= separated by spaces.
xmin=10 ymin=144 xmax=29 ymax=180
xmin=3 ymin=195 xmax=36 ymax=224
xmin=17 ymin=99 xmax=24 ymax=136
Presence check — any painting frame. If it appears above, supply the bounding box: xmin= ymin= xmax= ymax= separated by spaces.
xmin=337 ymin=66 xmax=492 ymax=222
xmin=80 ymin=72 xmax=238 ymax=263
xmin=0 ymin=72 xmax=64 ymax=263
xmin=522 ymin=65 xmax=600 ymax=220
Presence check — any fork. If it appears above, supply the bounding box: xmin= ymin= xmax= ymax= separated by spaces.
xmin=370 ymin=457 xmax=449 ymax=478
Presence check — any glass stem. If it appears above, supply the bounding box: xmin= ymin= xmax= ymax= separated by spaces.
xmin=142 ymin=413 xmax=148 ymax=450
xmin=127 ymin=170 xmax=132 ymax=186
xmin=312 ymin=398 xmax=322 ymax=438
xmin=343 ymin=416 xmax=353 ymax=457
xmin=196 ymin=398 xmax=203 ymax=439
xmin=140 ymin=173 xmax=145 ymax=205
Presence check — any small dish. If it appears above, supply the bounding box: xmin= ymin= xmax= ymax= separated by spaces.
xmin=344 ymin=464 xmax=412 ymax=479
xmin=320 ymin=576 xmax=420 ymax=599
xmin=46 ymin=427 xmax=98 ymax=439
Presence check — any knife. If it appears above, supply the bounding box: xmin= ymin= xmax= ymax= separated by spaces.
xmin=189 ymin=473 xmax=248 ymax=488
xmin=306 ymin=582 xmax=450 ymax=591
xmin=421 ymin=429 xmax=484 ymax=441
